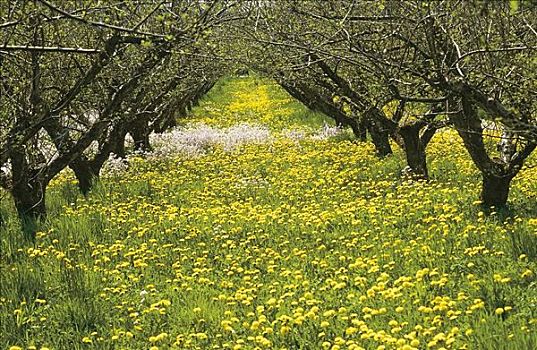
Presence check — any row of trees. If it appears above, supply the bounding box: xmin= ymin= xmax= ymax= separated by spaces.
xmin=1 ymin=0 xmax=536 ymax=233
xmin=235 ymin=0 xmax=536 ymax=208
xmin=1 ymin=0 xmax=236 ymax=232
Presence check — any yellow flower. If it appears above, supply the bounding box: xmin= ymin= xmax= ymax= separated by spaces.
xmin=346 ymin=326 xmax=358 ymax=335
xmin=195 ymin=332 xmax=208 ymax=340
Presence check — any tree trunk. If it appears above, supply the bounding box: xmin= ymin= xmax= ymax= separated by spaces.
xmin=191 ymin=96 xmax=200 ymax=108
xmin=9 ymin=145 xmax=48 ymax=239
xmin=363 ymin=107 xmax=395 ymax=158
xmin=69 ymin=123 xmax=129 ymax=195
xmin=358 ymin=117 xmax=368 ymax=142
xmin=70 ymin=158 xmax=98 ymax=195
xmin=12 ymin=182 xmax=46 ymax=220
xmin=130 ymin=120 xmax=151 ymax=153
xmin=399 ymin=124 xmax=428 ymax=179
xmin=113 ymin=127 xmax=128 ymax=159
xmin=334 ymin=115 xmax=362 ymax=140
xmin=481 ymin=173 xmax=513 ymax=208
xmin=11 ymin=174 xmax=48 ymax=240
xmin=367 ymin=119 xmax=392 ymax=157
xmin=162 ymin=113 xmax=177 ymax=130
xmin=451 ymin=95 xmax=534 ymax=209
xmin=369 ymin=128 xmax=392 ymax=157
xmin=278 ymin=81 xmax=366 ymax=141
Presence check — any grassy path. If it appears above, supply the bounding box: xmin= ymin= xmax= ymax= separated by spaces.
xmin=186 ymin=76 xmax=329 ymax=130
xmin=1 ymin=77 xmax=537 ymax=350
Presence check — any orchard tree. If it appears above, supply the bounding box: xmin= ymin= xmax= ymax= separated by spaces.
xmin=0 ymin=0 xmax=237 ymax=232
xmin=331 ymin=0 xmax=537 ymax=206
xmin=237 ymin=0 xmax=449 ymax=177
xmin=240 ymin=0 xmax=536 ymax=204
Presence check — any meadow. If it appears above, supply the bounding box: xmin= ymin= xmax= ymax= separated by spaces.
xmin=1 ymin=76 xmax=537 ymax=350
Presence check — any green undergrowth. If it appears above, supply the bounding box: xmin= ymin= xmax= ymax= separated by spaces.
xmin=1 ymin=77 xmax=537 ymax=350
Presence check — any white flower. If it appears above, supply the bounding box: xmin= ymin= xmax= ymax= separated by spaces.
xmin=101 ymin=153 xmax=129 ymax=176
xmin=311 ymin=122 xmax=343 ymax=140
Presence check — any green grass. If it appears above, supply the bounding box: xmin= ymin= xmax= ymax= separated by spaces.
xmin=1 ymin=76 xmax=537 ymax=350
xmin=185 ymin=75 xmax=332 ymax=130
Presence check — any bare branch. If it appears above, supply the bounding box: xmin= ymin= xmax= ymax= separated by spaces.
xmin=0 ymin=45 xmax=101 ymax=54
xmin=36 ymin=0 xmax=168 ymax=39
xmin=454 ymin=46 xmax=537 ymax=65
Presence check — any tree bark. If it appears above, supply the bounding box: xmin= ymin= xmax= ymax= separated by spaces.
xmin=10 ymin=157 xmax=48 ymax=240
xmin=481 ymin=173 xmax=514 ymax=208
xmin=399 ymin=124 xmax=428 ymax=179
xmin=368 ymin=120 xmax=392 ymax=157
xmin=358 ymin=117 xmax=368 ymax=142
xmin=12 ymin=176 xmax=47 ymax=221
xmin=130 ymin=119 xmax=152 ymax=153
xmin=114 ymin=128 xmax=128 ymax=159
xmin=70 ymin=158 xmax=98 ymax=195
xmin=279 ymin=81 xmax=365 ymax=139
xmin=451 ymin=95 xmax=535 ymax=208
xmin=364 ymin=108 xmax=393 ymax=158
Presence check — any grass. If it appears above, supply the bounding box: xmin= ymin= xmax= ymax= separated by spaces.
xmin=184 ymin=76 xmax=332 ymax=130
xmin=1 ymin=76 xmax=537 ymax=350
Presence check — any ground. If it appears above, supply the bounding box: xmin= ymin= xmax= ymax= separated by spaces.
xmin=1 ymin=76 xmax=537 ymax=350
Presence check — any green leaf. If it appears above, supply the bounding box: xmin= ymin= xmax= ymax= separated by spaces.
xmin=141 ymin=40 xmax=152 ymax=48
xmin=510 ymin=0 xmax=519 ymax=14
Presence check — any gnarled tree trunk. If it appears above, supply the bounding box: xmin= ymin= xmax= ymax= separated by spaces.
xmin=452 ymin=95 xmax=536 ymax=208
xmin=364 ymin=108 xmax=393 ymax=158
xmin=12 ymin=176 xmax=47 ymax=221
xmin=481 ymin=173 xmax=514 ymax=208
xmin=130 ymin=119 xmax=152 ymax=153
xmin=399 ymin=124 xmax=428 ymax=179
xmin=9 ymin=147 xmax=49 ymax=240
xmin=70 ymin=158 xmax=98 ymax=196
xmin=358 ymin=117 xmax=368 ymax=142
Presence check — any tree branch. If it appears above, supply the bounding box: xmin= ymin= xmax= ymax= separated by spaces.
xmin=0 ymin=45 xmax=101 ymax=54
xmin=37 ymin=0 xmax=167 ymax=39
